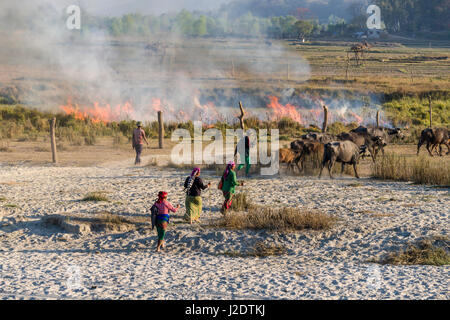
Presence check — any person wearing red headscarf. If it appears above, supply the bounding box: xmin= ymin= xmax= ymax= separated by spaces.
xmin=154 ymin=191 xmax=180 ymax=252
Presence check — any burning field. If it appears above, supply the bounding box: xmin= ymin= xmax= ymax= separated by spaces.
xmin=57 ymin=91 xmax=372 ymax=128
xmin=0 ymin=1 xmax=449 ymax=302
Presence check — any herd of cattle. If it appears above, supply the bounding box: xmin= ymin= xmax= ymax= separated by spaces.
xmin=279 ymin=126 xmax=450 ymax=179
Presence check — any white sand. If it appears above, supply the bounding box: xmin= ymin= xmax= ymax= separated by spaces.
xmin=0 ymin=156 xmax=449 ymax=300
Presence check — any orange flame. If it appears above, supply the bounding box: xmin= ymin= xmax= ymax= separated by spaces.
xmin=194 ymin=96 xmax=222 ymax=123
xmin=60 ymin=99 xmax=133 ymax=123
xmin=348 ymin=111 xmax=363 ymax=124
xmin=267 ymin=96 xmax=303 ymax=123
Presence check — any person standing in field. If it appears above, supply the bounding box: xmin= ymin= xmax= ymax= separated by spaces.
xmin=154 ymin=191 xmax=180 ymax=252
xmin=132 ymin=122 xmax=149 ymax=165
xmin=219 ymin=161 xmax=244 ymax=214
xmin=184 ymin=167 xmax=211 ymax=224
xmin=234 ymin=136 xmax=251 ymax=177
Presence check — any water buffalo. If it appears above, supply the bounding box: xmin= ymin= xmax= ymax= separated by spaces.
xmin=319 ymin=141 xmax=361 ymax=179
xmin=278 ymin=148 xmax=302 ymax=173
xmin=296 ymin=141 xmax=324 ymax=172
xmin=417 ymin=128 xmax=450 ymax=156
xmin=290 ymin=140 xmax=305 ymax=153
xmin=300 ymin=133 xmax=336 ymax=144
xmin=352 ymin=126 xmax=404 ymax=155
xmin=337 ymin=131 xmax=386 ymax=162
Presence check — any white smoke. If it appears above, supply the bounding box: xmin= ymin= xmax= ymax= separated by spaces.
xmin=0 ymin=0 xmax=312 ymax=123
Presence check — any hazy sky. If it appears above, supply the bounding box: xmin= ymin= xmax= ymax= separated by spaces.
xmin=78 ymin=0 xmax=233 ymax=16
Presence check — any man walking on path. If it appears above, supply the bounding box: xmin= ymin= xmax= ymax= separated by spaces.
xmin=132 ymin=122 xmax=149 ymax=165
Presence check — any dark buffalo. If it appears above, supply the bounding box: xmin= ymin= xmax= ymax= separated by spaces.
xmin=417 ymin=128 xmax=450 ymax=156
xmin=337 ymin=131 xmax=386 ymax=162
xmin=319 ymin=141 xmax=361 ymax=179
xmin=290 ymin=140 xmax=306 ymax=153
xmin=300 ymin=133 xmax=336 ymax=144
xmin=297 ymin=141 xmax=324 ymax=172
xmin=352 ymin=126 xmax=404 ymax=155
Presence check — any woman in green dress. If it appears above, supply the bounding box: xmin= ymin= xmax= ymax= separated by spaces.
xmin=219 ymin=161 xmax=243 ymax=214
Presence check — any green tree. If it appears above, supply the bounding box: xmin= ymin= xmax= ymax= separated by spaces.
xmin=110 ymin=17 xmax=123 ymax=36
xmin=294 ymin=20 xmax=314 ymax=39
xmin=175 ymin=9 xmax=194 ymax=36
xmin=193 ymin=15 xmax=207 ymax=36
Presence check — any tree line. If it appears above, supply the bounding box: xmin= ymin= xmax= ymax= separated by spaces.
xmin=79 ymin=0 xmax=449 ymax=39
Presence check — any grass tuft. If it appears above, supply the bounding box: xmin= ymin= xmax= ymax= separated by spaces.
xmin=381 ymin=238 xmax=450 ymax=266
xmin=220 ymin=242 xmax=287 ymax=258
xmin=81 ymin=192 xmax=110 ymax=202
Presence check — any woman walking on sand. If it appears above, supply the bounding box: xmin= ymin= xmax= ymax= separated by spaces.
xmin=184 ymin=167 xmax=211 ymax=224
xmin=219 ymin=161 xmax=244 ymax=214
xmin=153 ymin=191 xmax=180 ymax=252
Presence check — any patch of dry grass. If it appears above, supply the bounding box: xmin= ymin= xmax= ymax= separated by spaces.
xmin=381 ymin=238 xmax=450 ymax=266
xmin=230 ymin=192 xmax=255 ymax=212
xmin=0 ymin=140 xmax=12 ymax=152
xmin=81 ymin=192 xmax=110 ymax=202
xmin=217 ymin=193 xmax=336 ymax=232
xmin=34 ymin=146 xmax=50 ymax=152
xmin=373 ymin=153 xmax=450 ymax=186
xmin=220 ymin=242 xmax=287 ymax=258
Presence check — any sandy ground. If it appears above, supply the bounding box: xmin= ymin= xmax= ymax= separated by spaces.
xmin=0 ymin=153 xmax=449 ymax=300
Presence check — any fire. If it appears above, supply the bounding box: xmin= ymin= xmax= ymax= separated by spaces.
xmin=348 ymin=111 xmax=363 ymax=124
xmin=194 ymin=96 xmax=222 ymax=123
xmin=267 ymin=96 xmax=303 ymax=123
xmin=151 ymin=98 xmax=163 ymax=112
xmin=60 ymin=99 xmax=133 ymax=123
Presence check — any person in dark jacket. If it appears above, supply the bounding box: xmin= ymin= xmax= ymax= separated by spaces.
xmin=184 ymin=167 xmax=211 ymax=224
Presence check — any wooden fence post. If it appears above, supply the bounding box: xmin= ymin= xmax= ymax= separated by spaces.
xmin=322 ymin=105 xmax=328 ymax=133
xmin=158 ymin=111 xmax=164 ymax=149
xmin=376 ymin=110 xmax=380 ymax=128
xmin=48 ymin=117 xmax=57 ymax=163
xmin=238 ymin=101 xmax=245 ymax=131
xmin=428 ymin=95 xmax=432 ymax=128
